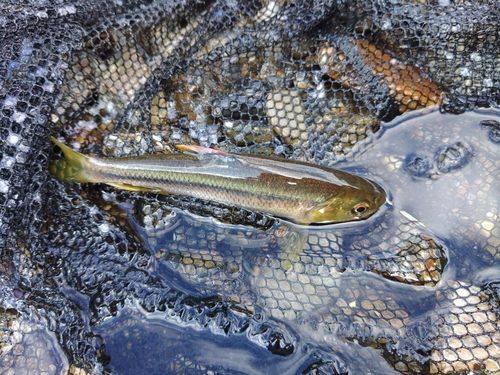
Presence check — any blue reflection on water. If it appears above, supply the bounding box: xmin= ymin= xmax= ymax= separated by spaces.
xmin=95 ymin=108 xmax=500 ymax=374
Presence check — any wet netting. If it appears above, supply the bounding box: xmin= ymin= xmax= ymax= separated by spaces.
xmin=1 ymin=1 xmax=500 ymax=374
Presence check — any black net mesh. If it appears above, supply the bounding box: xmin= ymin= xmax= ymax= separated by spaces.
xmin=1 ymin=1 xmax=500 ymax=374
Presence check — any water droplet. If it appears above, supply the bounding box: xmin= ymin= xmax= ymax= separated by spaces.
xmin=436 ymin=142 xmax=472 ymax=173
xmin=405 ymin=154 xmax=432 ymax=177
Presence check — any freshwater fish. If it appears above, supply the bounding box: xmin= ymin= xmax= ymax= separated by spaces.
xmin=49 ymin=137 xmax=386 ymax=225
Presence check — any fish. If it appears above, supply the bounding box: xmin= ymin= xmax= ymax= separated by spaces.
xmin=49 ymin=137 xmax=387 ymax=225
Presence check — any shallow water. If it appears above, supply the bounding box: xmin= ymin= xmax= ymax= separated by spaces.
xmin=95 ymin=108 xmax=500 ymax=374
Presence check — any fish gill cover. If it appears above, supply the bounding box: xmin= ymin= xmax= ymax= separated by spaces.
xmin=0 ymin=1 xmax=500 ymax=374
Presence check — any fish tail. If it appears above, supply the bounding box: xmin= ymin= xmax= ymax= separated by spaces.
xmin=49 ymin=137 xmax=92 ymax=183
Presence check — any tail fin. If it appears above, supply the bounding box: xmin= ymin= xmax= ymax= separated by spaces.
xmin=49 ymin=137 xmax=92 ymax=183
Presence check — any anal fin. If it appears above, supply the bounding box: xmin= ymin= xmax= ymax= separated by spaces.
xmin=106 ymin=182 xmax=162 ymax=193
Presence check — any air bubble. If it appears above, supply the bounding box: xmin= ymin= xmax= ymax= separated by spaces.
xmin=7 ymin=134 xmax=19 ymax=145
xmin=0 ymin=180 xmax=9 ymax=193
xmin=99 ymin=223 xmax=110 ymax=233
xmin=405 ymin=154 xmax=432 ymax=177
xmin=436 ymin=142 xmax=472 ymax=173
xmin=480 ymin=120 xmax=500 ymax=143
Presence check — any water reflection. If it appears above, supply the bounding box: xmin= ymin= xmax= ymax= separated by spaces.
xmin=96 ymin=109 xmax=500 ymax=374
xmin=95 ymin=305 xmax=317 ymax=375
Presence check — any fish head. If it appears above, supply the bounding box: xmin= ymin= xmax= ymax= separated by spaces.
xmin=304 ymin=179 xmax=387 ymax=224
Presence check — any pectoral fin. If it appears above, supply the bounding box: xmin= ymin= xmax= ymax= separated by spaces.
xmin=279 ymin=227 xmax=308 ymax=271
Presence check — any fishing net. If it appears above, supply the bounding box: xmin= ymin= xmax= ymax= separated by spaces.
xmin=1 ymin=1 xmax=499 ymax=374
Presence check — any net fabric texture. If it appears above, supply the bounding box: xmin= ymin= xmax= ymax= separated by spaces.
xmin=0 ymin=0 xmax=500 ymax=374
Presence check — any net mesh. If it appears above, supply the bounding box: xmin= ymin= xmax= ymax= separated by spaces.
xmin=1 ymin=1 xmax=499 ymax=374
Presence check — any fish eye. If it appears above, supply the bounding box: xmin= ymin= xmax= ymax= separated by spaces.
xmin=352 ymin=203 xmax=369 ymax=214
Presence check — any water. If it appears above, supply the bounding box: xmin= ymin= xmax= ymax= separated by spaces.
xmin=94 ymin=108 xmax=500 ymax=374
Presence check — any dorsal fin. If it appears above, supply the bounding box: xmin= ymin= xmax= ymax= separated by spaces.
xmin=175 ymin=144 xmax=229 ymax=156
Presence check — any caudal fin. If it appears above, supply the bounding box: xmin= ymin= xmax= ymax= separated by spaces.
xmin=49 ymin=137 xmax=92 ymax=183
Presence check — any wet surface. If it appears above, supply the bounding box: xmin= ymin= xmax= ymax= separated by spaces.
xmin=95 ymin=305 xmax=319 ymax=375
xmin=2 ymin=2 xmax=500 ymax=374
xmin=92 ymin=108 xmax=500 ymax=374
